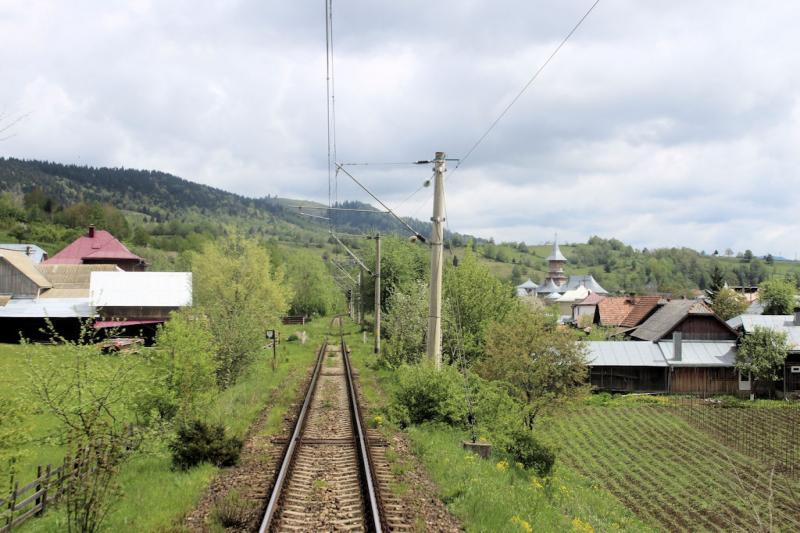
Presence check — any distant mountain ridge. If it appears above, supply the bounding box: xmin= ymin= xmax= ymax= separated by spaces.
xmin=0 ymin=157 xmax=465 ymax=240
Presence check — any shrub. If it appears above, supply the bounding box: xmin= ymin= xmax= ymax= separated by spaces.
xmin=506 ymin=428 xmax=555 ymax=476
xmin=390 ymin=363 xmax=467 ymax=427
xmin=170 ymin=420 xmax=243 ymax=470
xmin=287 ymin=333 xmax=299 ymax=342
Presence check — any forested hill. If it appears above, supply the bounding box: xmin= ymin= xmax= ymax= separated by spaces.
xmin=2 ymin=157 xmax=799 ymax=294
xmin=0 ymin=157 xmax=462 ymax=240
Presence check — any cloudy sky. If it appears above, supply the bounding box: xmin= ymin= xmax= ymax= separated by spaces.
xmin=1 ymin=0 xmax=799 ymax=256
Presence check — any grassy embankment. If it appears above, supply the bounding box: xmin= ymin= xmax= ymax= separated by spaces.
xmin=345 ymin=320 xmax=652 ymax=533
xmin=539 ymin=396 xmax=800 ymax=532
xmin=1 ymin=319 xmax=325 ymax=532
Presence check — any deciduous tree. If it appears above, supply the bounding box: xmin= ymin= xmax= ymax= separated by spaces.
xmin=736 ymin=326 xmax=789 ymax=397
xmin=759 ymin=278 xmax=796 ymax=315
xmin=711 ymin=286 xmax=749 ymax=320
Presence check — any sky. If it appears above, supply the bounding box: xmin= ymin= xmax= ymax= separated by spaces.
xmin=1 ymin=0 xmax=799 ymax=257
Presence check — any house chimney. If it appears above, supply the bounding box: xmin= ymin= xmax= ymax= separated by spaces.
xmin=672 ymin=331 xmax=682 ymax=362
xmin=794 ymin=311 xmax=800 ymax=326
xmin=88 ymin=224 xmax=95 ymax=238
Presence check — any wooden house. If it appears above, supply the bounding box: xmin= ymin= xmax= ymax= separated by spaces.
xmin=0 ymin=249 xmax=52 ymax=299
xmin=630 ymin=300 xmax=738 ymax=341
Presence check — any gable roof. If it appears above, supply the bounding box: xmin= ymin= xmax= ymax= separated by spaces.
xmin=0 ymin=249 xmax=53 ymax=290
xmin=37 ymin=264 xmax=121 ymax=299
xmin=597 ymin=296 xmax=636 ymax=326
xmin=45 ymin=228 xmax=142 ymax=265
xmin=631 ymin=300 xmax=717 ymax=341
xmin=727 ymin=314 xmax=800 ymax=352
xmin=557 ymin=286 xmax=589 ymax=303
xmin=620 ymin=296 xmax=663 ymax=328
xmin=518 ymin=279 xmax=538 ymax=290
xmin=658 ymin=341 xmax=737 ymax=367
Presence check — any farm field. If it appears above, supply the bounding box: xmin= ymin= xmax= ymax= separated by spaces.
xmin=542 ymin=403 xmax=800 ymax=532
xmin=0 ymin=320 xmax=324 ymax=532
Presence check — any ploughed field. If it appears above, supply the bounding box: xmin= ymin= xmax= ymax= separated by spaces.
xmin=543 ymin=404 xmax=800 ymax=532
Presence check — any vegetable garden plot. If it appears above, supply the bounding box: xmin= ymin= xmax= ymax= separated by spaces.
xmin=544 ymin=406 xmax=800 ymax=533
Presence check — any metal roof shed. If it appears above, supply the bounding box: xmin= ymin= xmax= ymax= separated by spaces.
xmin=658 ymin=341 xmax=737 ymax=367
xmin=585 ymin=341 xmax=667 ymax=367
xmin=90 ymin=272 xmax=192 ymax=308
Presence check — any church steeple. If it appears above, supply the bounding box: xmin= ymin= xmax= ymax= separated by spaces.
xmin=545 ymin=234 xmax=568 ymax=286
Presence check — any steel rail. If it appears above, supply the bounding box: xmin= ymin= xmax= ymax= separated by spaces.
xmin=342 ymin=332 xmax=386 ymax=533
xmin=258 ymin=341 xmax=327 ymax=533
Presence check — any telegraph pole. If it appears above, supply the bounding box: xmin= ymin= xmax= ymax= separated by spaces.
xmin=426 ymin=152 xmax=445 ymax=369
xmin=357 ymin=269 xmax=363 ymax=325
xmin=374 ymin=233 xmax=381 ymax=354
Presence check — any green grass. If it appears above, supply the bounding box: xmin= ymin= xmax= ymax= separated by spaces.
xmin=345 ymin=320 xmax=650 ymax=533
xmin=4 ymin=319 xmax=327 ymax=532
xmin=540 ymin=404 xmax=800 ymax=532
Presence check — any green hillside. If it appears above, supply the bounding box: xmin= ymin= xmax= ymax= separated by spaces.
xmin=2 ymin=157 xmax=799 ymax=295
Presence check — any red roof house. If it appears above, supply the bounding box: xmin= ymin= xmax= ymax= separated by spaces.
xmin=45 ymin=225 xmax=146 ymax=271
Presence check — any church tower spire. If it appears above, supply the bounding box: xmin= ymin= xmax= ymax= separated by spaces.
xmin=545 ymin=234 xmax=568 ymax=287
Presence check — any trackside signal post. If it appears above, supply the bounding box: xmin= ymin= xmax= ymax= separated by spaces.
xmin=426 ymin=152 xmax=446 ymax=370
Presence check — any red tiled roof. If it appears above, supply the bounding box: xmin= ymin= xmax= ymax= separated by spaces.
xmin=597 ymin=297 xmax=635 ymax=326
xmin=45 ymin=229 xmax=142 ymax=265
xmin=620 ymin=296 xmax=663 ymax=328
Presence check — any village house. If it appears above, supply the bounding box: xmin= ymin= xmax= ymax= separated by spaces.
xmin=727 ymin=313 xmax=800 ymax=396
xmin=585 ymin=300 xmax=743 ymax=394
xmin=44 ymin=225 xmax=147 ymax=271
xmin=0 ymin=236 xmax=191 ymax=342
xmin=0 ymin=244 xmax=48 ymax=263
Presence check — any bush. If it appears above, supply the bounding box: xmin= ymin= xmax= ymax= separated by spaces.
xmin=170 ymin=420 xmax=243 ymax=470
xmin=506 ymin=428 xmax=555 ymax=476
xmin=390 ymin=363 xmax=467 ymax=427
xmin=287 ymin=333 xmax=299 ymax=342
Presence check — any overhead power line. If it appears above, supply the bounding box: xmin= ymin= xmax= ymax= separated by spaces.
xmin=336 ymin=164 xmax=427 ymax=243
xmin=454 ymin=0 xmax=601 ymax=174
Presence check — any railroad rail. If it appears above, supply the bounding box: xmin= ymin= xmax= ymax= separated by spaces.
xmin=259 ymin=319 xmax=386 ymax=532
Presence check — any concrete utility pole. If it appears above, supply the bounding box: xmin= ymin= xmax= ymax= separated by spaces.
xmin=357 ymin=269 xmax=363 ymax=325
xmin=374 ymin=233 xmax=381 ymax=354
xmin=426 ymin=152 xmax=446 ymax=370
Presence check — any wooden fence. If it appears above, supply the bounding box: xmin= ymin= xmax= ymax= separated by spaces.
xmin=281 ymin=315 xmax=310 ymax=325
xmin=1 ymin=461 xmax=71 ymax=532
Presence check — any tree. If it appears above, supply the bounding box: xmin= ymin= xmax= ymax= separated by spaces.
xmin=742 ymin=249 xmax=754 ymax=263
xmin=477 ymin=306 xmax=588 ymax=429
xmin=282 ymin=250 xmax=341 ymax=317
xmin=711 ymin=286 xmax=749 ymax=320
xmin=736 ymin=326 xmax=789 ymax=397
xmin=382 ymin=281 xmax=429 ymax=367
xmin=152 ymin=310 xmax=218 ymax=422
xmin=708 ymin=264 xmax=726 ymax=296
xmin=443 ymin=249 xmax=516 ymax=363
xmin=192 ymin=237 xmax=291 ymax=387
xmin=759 ymin=278 xmax=796 ymax=315
xmin=765 ymin=253 xmax=774 ymax=265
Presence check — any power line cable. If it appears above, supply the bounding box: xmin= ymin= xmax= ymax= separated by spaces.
xmin=453 ymin=0 xmax=601 ymax=175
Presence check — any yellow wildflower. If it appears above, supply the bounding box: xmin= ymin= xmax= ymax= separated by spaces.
xmin=496 ymin=459 xmax=510 ymax=472
xmin=530 ymin=477 xmax=544 ymax=490
xmin=571 ymin=517 xmax=595 ymax=533
xmin=559 ymin=485 xmax=570 ymax=497
xmin=511 ymin=515 xmax=534 ymax=533
xmin=372 ymin=415 xmax=383 ymax=427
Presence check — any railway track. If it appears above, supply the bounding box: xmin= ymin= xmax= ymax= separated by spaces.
xmin=258 ymin=319 xmax=387 ymax=533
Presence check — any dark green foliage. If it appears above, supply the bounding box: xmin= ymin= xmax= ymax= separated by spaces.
xmin=170 ymin=420 xmax=243 ymax=470
xmin=390 ymin=363 xmax=467 ymax=427
xmin=506 ymin=428 xmax=555 ymax=476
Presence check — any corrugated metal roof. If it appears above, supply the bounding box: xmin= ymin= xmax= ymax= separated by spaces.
xmin=0 ymin=297 xmax=93 ymax=318
xmin=728 ymin=314 xmax=800 ymax=352
xmin=585 ymin=341 xmax=667 ymax=367
xmin=0 ymin=244 xmax=47 ymax=263
xmin=518 ymin=279 xmax=538 ymax=289
xmin=537 ymin=279 xmax=562 ymax=294
xmin=658 ymin=341 xmax=736 ymax=367
xmin=0 ymin=249 xmax=53 ymax=289
xmin=561 ymin=275 xmax=609 ymax=295
xmin=90 ymin=272 xmax=192 ymax=307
